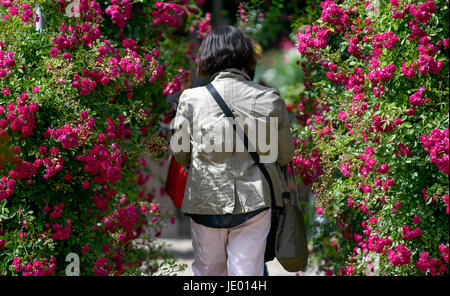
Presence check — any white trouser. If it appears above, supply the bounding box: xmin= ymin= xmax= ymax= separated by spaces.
xmin=190 ymin=209 xmax=271 ymax=276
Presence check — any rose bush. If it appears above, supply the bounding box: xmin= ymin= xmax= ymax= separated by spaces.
xmin=0 ymin=0 xmax=209 ymax=275
xmin=291 ymin=0 xmax=448 ymax=275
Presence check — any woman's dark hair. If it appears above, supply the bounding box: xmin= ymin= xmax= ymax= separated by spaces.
xmin=196 ymin=26 xmax=259 ymax=77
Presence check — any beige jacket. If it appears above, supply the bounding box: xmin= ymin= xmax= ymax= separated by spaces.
xmin=171 ymin=68 xmax=295 ymax=215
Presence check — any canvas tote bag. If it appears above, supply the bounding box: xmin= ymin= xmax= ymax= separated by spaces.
xmin=275 ymin=162 xmax=309 ymax=271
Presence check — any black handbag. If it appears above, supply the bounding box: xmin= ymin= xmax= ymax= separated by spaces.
xmin=205 ymin=83 xmax=283 ymax=262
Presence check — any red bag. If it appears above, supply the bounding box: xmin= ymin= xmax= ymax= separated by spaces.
xmin=165 ymin=155 xmax=188 ymax=208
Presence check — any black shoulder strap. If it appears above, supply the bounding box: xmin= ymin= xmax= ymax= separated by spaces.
xmin=205 ymin=83 xmax=276 ymax=209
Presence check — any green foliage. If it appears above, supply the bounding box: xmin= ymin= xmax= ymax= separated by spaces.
xmin=290 ymin=0 xmax=449 ymax=276
xmin=0 ymin=0 xmax=205 ymax=275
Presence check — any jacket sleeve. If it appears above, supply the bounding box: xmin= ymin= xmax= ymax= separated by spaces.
xmin=268 ymin=88 xmax=295 ymax=166
xmin=170 ymin=89 xmax=193 ymax=167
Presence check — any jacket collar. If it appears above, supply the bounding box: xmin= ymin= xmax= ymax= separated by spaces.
xmin=211 ymin=68 xmax=251 ymax=82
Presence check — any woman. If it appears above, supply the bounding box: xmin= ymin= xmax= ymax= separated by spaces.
xmin=171 ymin=26 xmax=294 ymax=276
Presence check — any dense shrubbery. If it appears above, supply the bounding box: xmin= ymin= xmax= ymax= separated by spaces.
xmin=291 ymin=0 xmax=449 ymax=275
xmin=0 ymin=0 xmax=209 ymax=275
xmin=2 ymin=0 xmax=447 ymax=277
